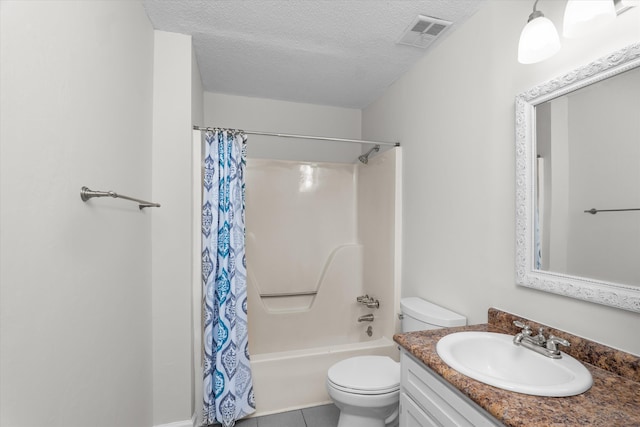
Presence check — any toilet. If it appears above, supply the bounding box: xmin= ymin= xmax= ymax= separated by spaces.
xmin=326 ymin=297 xmax=467 ymax=427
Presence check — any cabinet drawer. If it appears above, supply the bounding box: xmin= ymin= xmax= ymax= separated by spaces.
xmin=401 ymin=352 xmax=503 ymax=427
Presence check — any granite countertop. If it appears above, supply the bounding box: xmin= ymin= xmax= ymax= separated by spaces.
xmin=393 ymin=308 xmax=640 ymax=427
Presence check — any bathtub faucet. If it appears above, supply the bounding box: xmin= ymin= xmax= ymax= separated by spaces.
xmin=356 ymin=295 xmax=380 ymax=309
xmin=358 ymin=314 xmax=374 ymax=322
xmin=356 ymin=295 xmax=370 ymax=303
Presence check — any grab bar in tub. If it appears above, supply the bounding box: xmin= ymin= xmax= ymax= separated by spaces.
xmin=260 ymin=291 xmax=318 ymax=298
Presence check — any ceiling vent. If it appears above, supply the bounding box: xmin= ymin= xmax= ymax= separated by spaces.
xmin=397 ymin=15 xmax=453 ymax=49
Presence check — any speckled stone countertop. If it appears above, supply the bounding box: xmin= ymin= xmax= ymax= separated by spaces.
xmin=393 ymin=308 xmax=640 ymax=427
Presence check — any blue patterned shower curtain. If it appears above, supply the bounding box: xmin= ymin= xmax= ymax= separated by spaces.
xmin=202 ymin=130 xmax=255 ymax=426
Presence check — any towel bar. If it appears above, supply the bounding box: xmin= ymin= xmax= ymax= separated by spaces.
xmin=80 ymin=186 xmax=160 ymax=210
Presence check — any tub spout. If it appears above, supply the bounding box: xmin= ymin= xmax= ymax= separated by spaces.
xmin=358 ymin=314 xmax=374 ymax=322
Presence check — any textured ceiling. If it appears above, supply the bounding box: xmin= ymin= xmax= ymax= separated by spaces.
xmin=143 ymin=1 xmax=485 ymax=108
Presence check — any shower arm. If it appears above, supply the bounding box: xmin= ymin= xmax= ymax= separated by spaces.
xmin=358 ymin=144 xmax=381 ymax=164
xmin=366 ymin=145 xmax=381 ymax=156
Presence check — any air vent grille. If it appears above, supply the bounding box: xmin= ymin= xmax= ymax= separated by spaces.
xmin=411 ymin=20 xmax=431 ymax=33
xmin=398 ymin=15 xmax=452 ymax=49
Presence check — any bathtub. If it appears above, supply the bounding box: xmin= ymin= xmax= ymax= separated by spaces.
xmin=249 ymin=337 xmax=399 ymax=417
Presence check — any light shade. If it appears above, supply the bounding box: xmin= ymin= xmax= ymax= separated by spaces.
xmin=518 ymin=15 xmax=561 ymax=64
xmin=563 ymin=0 xmax=616 ymax=38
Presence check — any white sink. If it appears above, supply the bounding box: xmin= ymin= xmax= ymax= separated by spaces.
xmin=436 ymin=331 xmax=593 ymax=397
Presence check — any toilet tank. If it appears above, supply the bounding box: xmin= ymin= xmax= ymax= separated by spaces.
xmin=400 ymin=297 xmax=467 ymax=332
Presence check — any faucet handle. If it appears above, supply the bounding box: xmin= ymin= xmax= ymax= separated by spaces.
xmin=513 ymin=320 xmax=532 ymax=336
xmin=366 ymin=299 xmax=380 ymax=309
xmin=546 ymin=335 xmax=570 ymax=351
xmin=356 ymin=295 xmax=370 ymax=303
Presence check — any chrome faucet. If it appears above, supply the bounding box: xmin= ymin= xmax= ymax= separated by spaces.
xmin=356 ymin=295 xmax=370 ymax=303
xmin=358 ymin=314 xmax=374 ymax=322
xmin=356 ymin=294 xmax=380 ymax=309
xmin=545 ymin=335 xmax=571 ymax=353
xmin=512 ymin=320 xmax=569 ymax=359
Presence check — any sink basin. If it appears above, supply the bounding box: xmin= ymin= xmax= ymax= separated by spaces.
xmin=436 ymin=332 xmax=593 ymax=397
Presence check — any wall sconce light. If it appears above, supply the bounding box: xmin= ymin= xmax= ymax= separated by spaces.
xmin=518 ymin=0 xmax=633 ymax=64
xmin=563 ymin=0 xmax=616 ymax=38
xmin=518 ymin=0 xmax=561 ymax=64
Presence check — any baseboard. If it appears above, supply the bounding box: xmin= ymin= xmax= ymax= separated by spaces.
xmin=153 ymin=418 xmax=194 ymax=427
xmin=249 ymin=400 xmax=333 ymax=418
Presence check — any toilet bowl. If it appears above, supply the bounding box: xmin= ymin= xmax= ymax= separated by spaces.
xmin=326 ymin=355 xmax=400 ymax=427
xmin=326 ymin=297 xmax=467 ymax=427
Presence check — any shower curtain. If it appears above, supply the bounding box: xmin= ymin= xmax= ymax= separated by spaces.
xmin=202 ymin=130 xmax=255 ymax=426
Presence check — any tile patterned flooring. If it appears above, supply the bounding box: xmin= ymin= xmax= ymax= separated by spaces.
xmin=213 ymin=404 xmax=340 ymax=427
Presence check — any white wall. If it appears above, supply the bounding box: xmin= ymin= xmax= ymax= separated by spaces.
xmin=204 ymin=93 xmax=362 ymax=163
xmin=151 ymin=31 xmax=198 ymax=426
xmin=0 ymin=2 xmax=154 ymax=426
xmin=363 ymin=0 xmax=640 ymax=355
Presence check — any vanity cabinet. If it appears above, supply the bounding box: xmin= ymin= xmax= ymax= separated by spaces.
xmin=400 ymin=351 xmax=504 ymax=427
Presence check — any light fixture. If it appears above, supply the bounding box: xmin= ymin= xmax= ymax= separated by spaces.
xmin=518 ymin=0 xmax=561 ymax=64
xmin=563 ymin=0 xmax=616 ymax=38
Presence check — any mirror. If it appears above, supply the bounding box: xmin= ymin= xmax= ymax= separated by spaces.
xmin=515 ymin=42 xmax=640 ymax=313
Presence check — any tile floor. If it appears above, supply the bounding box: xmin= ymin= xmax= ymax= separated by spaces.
xmin=212 ymin=404 xmax=340 ymax=427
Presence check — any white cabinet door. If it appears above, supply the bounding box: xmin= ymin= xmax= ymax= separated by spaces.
xmin=400 ymin=351 xmax=503 ymax=427
xmin=400 ymin=393 xmax=440 ymax=427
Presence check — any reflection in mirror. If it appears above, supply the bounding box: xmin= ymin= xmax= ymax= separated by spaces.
xmin=535 ymin=66 xmax=640 ymax=286
xmin=515 ymin=42 xmax=640 ymax=313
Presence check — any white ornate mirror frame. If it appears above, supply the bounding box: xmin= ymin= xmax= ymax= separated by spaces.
xmin=515 ymin=42 xmax=640 ymax=313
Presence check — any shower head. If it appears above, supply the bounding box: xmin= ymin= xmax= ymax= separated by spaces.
xmin=358 ymin=144 xmax=380 ymax=164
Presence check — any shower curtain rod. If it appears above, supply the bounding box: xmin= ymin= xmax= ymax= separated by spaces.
xmin=193 ymin=125 xmax=400 ymax=147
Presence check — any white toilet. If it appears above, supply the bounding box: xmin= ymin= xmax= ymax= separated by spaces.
xmin=326 ymin=297 xmax=466 ymax=427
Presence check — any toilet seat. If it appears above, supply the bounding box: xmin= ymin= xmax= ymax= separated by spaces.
xmin=327 ymin=379 xmax=399 ymax=395
xmin=327 ymin=356 xmax=400 ymax=395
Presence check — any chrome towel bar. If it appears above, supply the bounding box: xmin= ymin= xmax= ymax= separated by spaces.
xmin=584 ymin=207 xmax=640 ymax=214
xmin=80 ymin=186 xmax=160 ymax=210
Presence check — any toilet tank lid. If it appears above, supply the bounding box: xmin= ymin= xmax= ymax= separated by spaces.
xmin=400 ymin=297 xmax=467 ymax=327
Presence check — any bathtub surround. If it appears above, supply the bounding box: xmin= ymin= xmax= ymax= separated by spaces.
xmin=394 ymin=308 xmax=640 ymax=426
xmin=241 ymin=147 xmax=401 ymax=415
xmin=246 ymin=160 xmax=363 ymax=351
